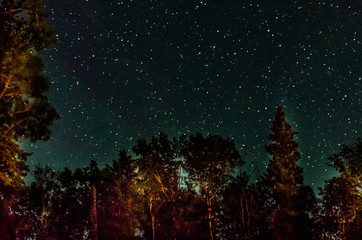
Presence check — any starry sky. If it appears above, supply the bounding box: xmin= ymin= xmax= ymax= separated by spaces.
xmin=23 ymin=0 xmax=361 ymax=191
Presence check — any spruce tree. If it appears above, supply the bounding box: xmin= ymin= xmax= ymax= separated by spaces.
xmin=265 ymin=107 xmax=303 ymax=199
xmin=263 ymin=107 xmax=315 ymax=240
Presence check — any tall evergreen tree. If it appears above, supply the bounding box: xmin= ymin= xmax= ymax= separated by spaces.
xmin=263 ymin=107 xmax=316 ymax=240
xmin=265 ymin=107 xmax=303 ymax=197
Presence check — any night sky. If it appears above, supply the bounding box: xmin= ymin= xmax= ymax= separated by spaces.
xmin=23 ymin=0 xmax=361 ymax=191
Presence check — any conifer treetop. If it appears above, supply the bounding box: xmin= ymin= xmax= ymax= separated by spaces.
xmin=265 ymin=106 xmax=303 ymax=197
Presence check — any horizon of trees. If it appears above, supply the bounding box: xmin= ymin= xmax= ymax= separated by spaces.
xmin=2 ymin=108 xmax=361 ymax=240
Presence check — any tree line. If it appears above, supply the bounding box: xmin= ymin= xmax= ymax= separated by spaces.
xmin=2 ymin=108 xmax=361 ymax=240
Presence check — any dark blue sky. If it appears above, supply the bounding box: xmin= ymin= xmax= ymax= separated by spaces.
xmin=24 ymin=0 xmax=361 ymax=191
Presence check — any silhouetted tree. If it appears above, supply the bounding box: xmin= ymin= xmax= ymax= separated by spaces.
xmin=219 ymin=147 xmax=252 ymax=240
xmin=221 ymin=173 xmax=249 ymax=240
xmin=55 ymin=167 xmax=90 ymax=239
xmin=262 ymin=107 xmax=316 ymax=240
xmin=176 ymin=187 xmax=210 ymax=240
xmin=82 ymin=160 xmax=103 ymax=240
xmin=133 ymin=133 xmax=181 ymax=240
xmin=180 ymin=133 xmax=240 ymax=240
xmin=14 ymin=165 xmax=60 ymax=240
xmin=98 ymin=150 xmax=142 ymax=240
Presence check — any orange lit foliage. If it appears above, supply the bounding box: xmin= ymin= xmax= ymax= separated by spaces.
xmin=320 ymin=138 xmax=362 ymax=240
xmin=1 ymin=1 xmax=57 ymax=239
xmin=0 ymin=0 xmax=57 ymax=191
xmin=181 ymin=133 xmax=240 ymax=240
xmin=133 ymin=133 xmax=181 ymax=240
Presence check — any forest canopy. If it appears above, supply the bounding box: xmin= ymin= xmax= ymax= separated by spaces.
xmin=2 ymin=111 xmax=361 ymax=240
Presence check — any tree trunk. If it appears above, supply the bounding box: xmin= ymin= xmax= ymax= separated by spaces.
xmin=90 ymin=185 xmax=98 ymax=240
xmin=240 ymin=197 xmax=246 ymax=240
xmin=150 ymin=198 xmax=155 ymax=240
xmin=40 ymin=199 xmax=46 ymax=226
xmin=172 ymin=204 xmax=177 ymax=240
xmin=117 ymin=204 xmax=121 ymax=232
xmin=240 ymin=192 xmax=253 ymax=240
xmin=207 ymin=195 xmax=214 ymax=240
xmin=246 ymin=194 xmax=253 ymax=240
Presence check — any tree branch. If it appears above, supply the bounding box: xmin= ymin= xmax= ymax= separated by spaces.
xmin=1 ymin=118 xmax=25 ymax=138
xmin=154 ymin=170 xmax=168 ymax=197
xmin=0 ymin=74 xmax=12 ymax=100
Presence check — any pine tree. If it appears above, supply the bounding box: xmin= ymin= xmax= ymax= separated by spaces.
xmin=263 ymin=107 xmax=316 ymax=240
xmin=265 ymin=107 xmax=303 ymax=199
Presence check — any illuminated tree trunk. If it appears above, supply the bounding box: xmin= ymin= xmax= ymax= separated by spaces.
xmin=207 ymin=195 xmax=214 ymax=240
xmin=90 ymin=185 xmax=98 ymax=240
xmin=40 ymin=199 xmax=46 ymax=226
xmin=40 ymin=197 xmax=48 ymax=240
xmin=150 ymin=197 xmax=155 ymax=240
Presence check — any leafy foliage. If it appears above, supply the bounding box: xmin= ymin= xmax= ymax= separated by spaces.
xmin=0 ymin=1 xmax=58 ymax=239
xmin=320 ymin=138 xmax=362 ymax=240
xmin=0 ymin=0 xmax=58 ymax=191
